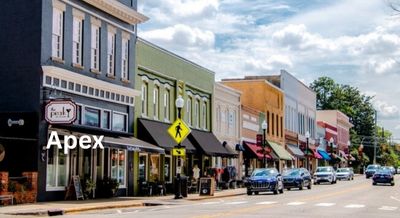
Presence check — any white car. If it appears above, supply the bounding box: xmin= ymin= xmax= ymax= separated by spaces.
xmin=314 ymin=166 xmax=337 ymax=185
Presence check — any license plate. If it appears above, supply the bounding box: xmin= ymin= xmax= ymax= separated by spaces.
xmin=380 ymin=176 xmax=384 ymax=178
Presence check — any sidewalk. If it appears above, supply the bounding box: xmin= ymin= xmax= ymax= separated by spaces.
xmin=0 ymin=188 xmax=246 ymax=216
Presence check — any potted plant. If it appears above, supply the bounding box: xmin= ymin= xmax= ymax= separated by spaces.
xmin=96 ymin=177 xmax=119 ymax=198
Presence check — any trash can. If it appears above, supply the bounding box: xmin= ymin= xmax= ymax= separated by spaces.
xmin=174 ymin=175 xmax=188 ymax=198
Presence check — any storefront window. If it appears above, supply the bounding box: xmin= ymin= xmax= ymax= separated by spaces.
xmin=46 ymin=145 xmax=69 ymax=190
xmin=150 ymin=155 xmax=160 ymax=182
xmin=139 ymin=154 xmax=147 ymax=181
xmin=110 ymin=148 xmax=126 ymax=187
xmin=164 ymin=156 xmax=172 ymax=182
xmin=112 ymin=112 xmax=127 ymax=132
xmin=84 ymin=107 xmax=100 ymax=127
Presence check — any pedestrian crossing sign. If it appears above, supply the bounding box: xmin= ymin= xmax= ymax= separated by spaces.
xmin=167 ymin=118 xmax=191 ymax=144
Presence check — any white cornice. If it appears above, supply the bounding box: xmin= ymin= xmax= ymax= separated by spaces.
xmin=81 ymin=0 xmax=148 ymax=24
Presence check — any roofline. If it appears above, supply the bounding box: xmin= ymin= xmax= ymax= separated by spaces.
xmin=137 ymin=37 xmax=215 ymax=75
xmin=221 ymin=78 xmax=284 ymax=93
xmin=280 ymin=69 xmax=316 ymax=94
xmin=215 ymin=82 xmax=242 ymax=96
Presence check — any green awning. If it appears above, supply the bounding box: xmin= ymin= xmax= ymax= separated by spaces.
xmin=268 ymin=141 xmax=293 ymax=161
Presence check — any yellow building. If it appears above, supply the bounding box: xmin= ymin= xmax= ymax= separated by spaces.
xmin=221 ymin=79 xmax=293 ymax=171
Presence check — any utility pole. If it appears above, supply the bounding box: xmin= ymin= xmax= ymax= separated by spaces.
xmin=373 ymin=110 xmax=377 ymax=164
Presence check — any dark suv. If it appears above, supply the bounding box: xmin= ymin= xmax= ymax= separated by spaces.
xmin=246 ymin=168 xmax=284 ymax=195
xmin=282 ymin=168 xmax=312 ymax=190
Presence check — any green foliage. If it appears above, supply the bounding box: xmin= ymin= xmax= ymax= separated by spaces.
xmin=310 ymin=77 xmax=376 ymax=163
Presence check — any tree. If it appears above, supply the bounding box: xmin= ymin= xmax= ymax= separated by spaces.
xmin=310 ymin=77 xmax=376 ymax=163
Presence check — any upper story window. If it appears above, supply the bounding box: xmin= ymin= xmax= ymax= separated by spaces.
xmin=187 ymin=98 xmax=192 ymax=125
xmin=112 ymin=112 xmax=127 ymax=132
xmin=52 ymin=7 xmax=64 ymax=59
xmin=216 ymin=105 xmax=221 ymax=132
xmin=72 ymin=15 xmax=83 ymax=66
xmin=195 ymin=100 xmax=199 ymax=128
xmin=202 ymin=102 xmax=207 ymax=130
xmin=91 ymin=23 xmax=101 ymax=71
xmin=164 ymin=89 xmax=170 ymax=121
xmin=107 ymin=28 xmax=116 ymax=76
xmin=153 ymin=86 xmax=159 ymax=120
xmin=141 ymin=83 xmax=148 ymax=116
xmin=121 ymin=36 xmax=129 ymax=80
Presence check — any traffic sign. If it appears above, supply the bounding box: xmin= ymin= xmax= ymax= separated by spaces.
xmin=172 ymin=148 xmax=186 ymax=156
xmin=167 ymin=118 xmax=191 ymax=144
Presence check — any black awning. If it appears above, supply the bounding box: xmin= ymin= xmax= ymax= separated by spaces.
xmin=138 ymin=119 xmax=197 ymax=153
xmin=189 ymin=130 xmax=232 ymax=156
xmin=287 ymin=144 xmax=305 ymax=159
xmin=103 ymin=136 xmax=165 ymax=154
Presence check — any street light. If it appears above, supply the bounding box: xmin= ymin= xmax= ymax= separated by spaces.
xmin=261 ymin=120 xmax=268 ymax=168
xmin=174 ymin=95 xmax=184 ymax=199
xmin=329 ymin=137 xmax=334 ymax=155
xmin=347 ymin=140 xmax=351 ymax=166
xmin=305 ymin=131 xmax=310 ymax=172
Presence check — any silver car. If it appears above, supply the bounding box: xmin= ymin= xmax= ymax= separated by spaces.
xmin=314 ymin=166 xmax=337 ymax=184
xmin=336 ymin=168 xmax=354 ymax=181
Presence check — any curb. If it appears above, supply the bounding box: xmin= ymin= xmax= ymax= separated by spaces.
xmin=188 ymin=192 xmax=245 ymax=201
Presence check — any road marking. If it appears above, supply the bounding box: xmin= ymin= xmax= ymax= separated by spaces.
xmin=315 ymin=203 xmax=335 ymax=207
xmin=344 ymin=204 xmax=365 ymax=208
xmin=116 ymin=209 xmax=122 ymax=214
xmin=256 ymin=201 xmax=277 ymax=205
xmin=390 ymin=196 xmax=400 ymax=202
xmin=225 ymin=201 xmax=247 ymax=205
xmin=379 ymin=206 xmax=398 ymax=211
xmin=287 ymin=202 xmax=306 ymax=206
xmin=201 ymin=201 xmax=220 ymax=205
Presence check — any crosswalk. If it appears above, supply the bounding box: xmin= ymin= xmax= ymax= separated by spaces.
xmin=200 ymin=200 xmax=398 ymax=212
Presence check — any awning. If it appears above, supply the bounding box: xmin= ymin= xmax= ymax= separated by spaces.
xmin=287 ymin=144 xmax=305 ymax=159
xmin=304 ymin=148 xmax=322 ymax=159
xmin=103 ymin=136 xmax=165 ymax=154
xmin=138 ymin=119 xmax=197 ymax=153
xmin=339 ymin=150 xmax=348 ymax=160
xmin=189 ymin=130 xmax=234 ymax=157
xmin=317 ymin=149 xmax=331 ymax=161
xmin=348 ymin=154 xmax=356 ymax=161
xmin=268 ymin=141 xmax=294 ymax=161
xmin=243 ymin=141 xmax=272 ymax=160
xmin=235 ymin=143 xmax=245 ymax=151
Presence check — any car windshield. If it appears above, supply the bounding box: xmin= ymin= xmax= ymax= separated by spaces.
xmin=367 ymin=165 xmax=379 ymax=170
xmin=283 ymin=169 xmax=301 ymax=176
xmin=251 ymin=169 xmax=276 ymax=177
xmin=316 ymin=167 xmax=332 ymax=172
xmin=337 ymin=168 xmax=349 ymax=172
xmin=376 ymin=169 xmax=390 ymax=174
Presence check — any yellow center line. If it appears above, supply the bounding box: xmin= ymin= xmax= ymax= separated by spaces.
xmin=191 ymin=183 xmax=370 ymax=218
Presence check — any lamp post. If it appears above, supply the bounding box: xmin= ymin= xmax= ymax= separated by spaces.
xmin=329 ymin=137 xmax=334 ymax=166
xmin=347 ymin=140 xmax=351 ymax=166
xmin=174 ymin=95 xmax=184 ymax=199
xmin=261 ymin=120 xmax=268 ymax=168
xmin=305 ymin=131 xmax=310 ymax=172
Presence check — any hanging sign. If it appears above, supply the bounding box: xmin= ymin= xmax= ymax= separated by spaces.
xmin=45 ymin=100 xmax=77 ymax=124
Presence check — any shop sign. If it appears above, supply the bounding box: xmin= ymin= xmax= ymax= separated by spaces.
xmin=45 ymin=100 xmax=77 ymax=124
xmin=167 ymin=118 xmax=191 ymax=144
xmin=46 ymin=131 xmax=104 ymax=154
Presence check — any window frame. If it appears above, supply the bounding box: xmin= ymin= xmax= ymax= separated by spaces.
xmin=46 ymin=143 xmax=70 ymax=191
xmin=109 ymin=148 xmax=127 ymax=188
xmin=141 ymin=83 xmax=148 ymax=117
xmin=164 ymin=155 xmax=172 ymax=183
xmin=52 ymin=7 xmax=64 ymax=59
xmin=107 ymin=30 xmax=116 ymax=76
xmin=112 ymin=111 xmax=128 ymax=133
xmin=202 ymin=102 xmax=207 ymax=130
xmin=139 ymin=153 xmax=148 ymax=181
xmin=153 ymin=86 xmax=159 ymax=120
xmin=121 ymin=38 xmax=129 ymax=80
xmin=164 ymin=89 xmax=170 ymax=122
xmin=187 ymin=98 xmax=192 ymax=126
xmin=72 ymin=16 xmax=83 ymax=66
xmin=91 ymin=24 xmax=101 ymax=71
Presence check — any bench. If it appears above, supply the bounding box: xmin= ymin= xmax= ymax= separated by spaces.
xmin=0 ymin=195 xmax=14 ymax=205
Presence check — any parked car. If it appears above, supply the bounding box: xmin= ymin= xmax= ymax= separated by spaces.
xmin=282 ymin=168 xmax=312 ymax=190
xmin=382 ymin=166 xmax=396 ymax=175
xmin=372 ymin=168 xmax=395 ymax=186
xmin=397 ymin=167 xmax=400 ymax=174
xmin=313 ymin=166 xmax=337 ymax=184
xmin=246 ymin=168 xmax=284 ymax=195
xmin=365 ymin=164 xmax=381 ymax=178
xmin=336 ymin=168 xmax=354 ymax=181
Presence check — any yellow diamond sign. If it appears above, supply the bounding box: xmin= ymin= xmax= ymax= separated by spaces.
xmin=167 ymin=118 xmax=191 ymax=144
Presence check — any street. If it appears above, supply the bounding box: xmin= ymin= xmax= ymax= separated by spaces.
xmin=36 ymin=175 xmax=399 ymax=218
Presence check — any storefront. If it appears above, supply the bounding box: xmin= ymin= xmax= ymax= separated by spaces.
xmin=242 ymin=141 xmax=276 ymax=177
xmin=286 ymin=144 xmax=305 ymax=168
xmin=268 ymin=141 xmax=294 ymax=172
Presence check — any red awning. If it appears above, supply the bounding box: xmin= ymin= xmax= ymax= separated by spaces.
xmin=339 ymin=150 xmax=348 ymax=160
xmin=304 ymin=148 xmax=322 ymax=159
xmin=244 ymin=141 xmax=272 ymax=160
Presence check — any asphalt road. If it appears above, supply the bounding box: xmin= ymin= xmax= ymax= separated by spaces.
xmin=6 ymin=175 xmax=400 ymax=218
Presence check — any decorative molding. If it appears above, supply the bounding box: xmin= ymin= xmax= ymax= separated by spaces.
xmin=186 ymin=91 xmax=193 ymax=97
xmin=90 ymin=16 xmax=101 ymax=26
xmin=107 ymin=25 xmax=117 ymax=34
xmin=53 ymin=0 xmax=66 ymax=11
xmin=81 ymin=0 xmax=149 ymax=24
xmin=164 ymin=83 xmax=171 ymax=90
xmin=72 ymin=8 xmax=85 ymax=19
xmin=121 ymin=31 xmax=130 ymax=40
xmin=153 ymin=79 xmax=160 ymax=86
xmin=141 ymin=75 xmax=149 ymax=82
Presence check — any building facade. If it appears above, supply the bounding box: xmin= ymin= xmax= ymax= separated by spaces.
xmin=213 ymin=83 xmax=241 ymax=179
xmin=0 ymin=0 xmax=149 ymax=201
xmin=135 ymin=38 xmax=233 ymax=194
xmin=221 ymin=79 xmax=293 ymax=172
xmin=257 ymin=70 xmax=317 ymax=171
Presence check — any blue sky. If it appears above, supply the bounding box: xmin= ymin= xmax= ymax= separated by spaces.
xmin=137 ymin=0 xmax=400 ymax=139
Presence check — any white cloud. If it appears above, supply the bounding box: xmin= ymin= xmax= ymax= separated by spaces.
xmin=374 ymin=100 xmax=400 ymax=119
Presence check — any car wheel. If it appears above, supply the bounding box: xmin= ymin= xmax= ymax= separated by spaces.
xmin=287 ymin=188 xmax=291 ymax=191
xmin=391 ymin=182 xmax=395 ymax=186
xmin=331 ymin=180 xmax=335 ymax=184
xmin=299 ymin=181 xmax=304 ymax=190
xmin=307 ymin=181 xmax=312 ymax=189
xmin=373 ymin=182 xmax=377 ymax=186
xmin=273 ymin=185 xmax=279 ymax=195
xmin=255 ymin=191 xmax=259 ymax=195
xmin=247 ymin=191 xmax=253 ymax=195
xmin=279 ymin=187 xmax=284 ymax=194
